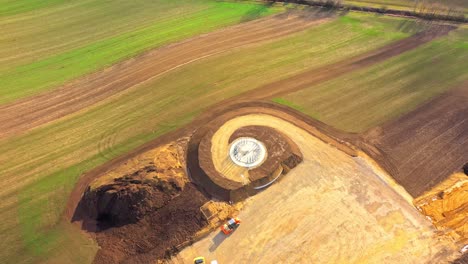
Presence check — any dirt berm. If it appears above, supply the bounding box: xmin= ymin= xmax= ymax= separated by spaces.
xmin=197 ymin=124 xmax=303 ymax=199
xmin=229 ymin=125 xmax=303 ymax=182
xmin=186 ymin=101 xmax=357 ymax=202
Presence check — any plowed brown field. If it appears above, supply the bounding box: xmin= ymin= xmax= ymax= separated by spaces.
xmin=361 ymin=82 xmax=468 ymax=197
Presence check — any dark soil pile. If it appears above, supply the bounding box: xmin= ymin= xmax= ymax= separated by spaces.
xmin=75 ymin=169 xmax=209 ymax=263
xmin=81 ymin=165 xmax=181 ymax=228
xmin=92 ymin=183 xmax=208 ymax=264
xmin=360 ymin=85 xmax=468 ymax=197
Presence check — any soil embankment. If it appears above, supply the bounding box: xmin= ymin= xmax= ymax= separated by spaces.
xmin=196 ymin=123 xmax=303 ymax=200
xmin=229 ymin=126 xmax=303 ymax=182
xmin=414 ymin=173 xmax=468 ymax=244
xmin=186 ymin=101 xmax=358 ymax=201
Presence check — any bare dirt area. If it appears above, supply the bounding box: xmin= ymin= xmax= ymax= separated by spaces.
xmin=185 ymin=102 xmax=359 ymax=202
xmin=0 ymin=11 xmax=331 ymax=139
xmin=414 ymin=173 xmax=468 ymax=245
xmin=171 ymin=113 xmax=459 ymax=264
xmin=197 ymin=123 xmax=303 ymax=193
xmin=67 ymin=102 xmax=464 ymax=263
xmin=360 ymin=82 xmax=468 ymax=197
xmin=229 ymin=126 xmax=303 ymax=182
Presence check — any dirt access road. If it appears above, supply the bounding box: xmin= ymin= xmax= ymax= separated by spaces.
xmin=171 ymin=114 xmax=458 ymax=264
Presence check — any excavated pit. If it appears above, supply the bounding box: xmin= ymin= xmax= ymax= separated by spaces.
xmin=193 ymin=122 xmax=303 ymax=201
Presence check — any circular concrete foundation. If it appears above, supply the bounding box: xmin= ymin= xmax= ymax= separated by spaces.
xmin=229 ymin=137 xmax=267 ymax=169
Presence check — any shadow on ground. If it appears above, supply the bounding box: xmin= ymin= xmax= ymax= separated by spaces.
xmin=209 ymin=231 xmax=228 ymax=252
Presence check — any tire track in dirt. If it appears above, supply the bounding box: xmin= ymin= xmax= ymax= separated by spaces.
xmin=0 ymin=12 xmax=331 ymax=139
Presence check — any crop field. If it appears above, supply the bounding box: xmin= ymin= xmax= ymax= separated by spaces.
xmin=1 ymin=0 xmax=467 ymax=263
xmin=345 ymin=0 xmax=468 ymax=12
xmin=276 ymin=27 xmax=468 ymax=132
xmin=361 ymin=83 xmax=468 ymax=197
xmin=0 ymin=0 xmax=277 ymax=103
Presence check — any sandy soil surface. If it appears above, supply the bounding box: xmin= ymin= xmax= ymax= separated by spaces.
xmin=171 ymin=113 xmax=459 ymax=263
xmin=361 ymin=82 xmax=468 ymax=197
xmin=183 ymin=102 xmax=359 ymax=202
xmin=0 ymin=12 xmax=330 ymax=139
xmin=209 ymin=121 xmax=302 ymax=188
xmin=207 ymin=125 xmax=301 ymax=188
xmin=414 ymin=172 xmax=468 ymax=245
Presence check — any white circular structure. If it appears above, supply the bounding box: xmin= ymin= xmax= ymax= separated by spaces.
xmin=229 ymin=137 xmax=267 ymax=168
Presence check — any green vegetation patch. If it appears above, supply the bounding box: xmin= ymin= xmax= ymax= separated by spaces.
xmin=273 ymin=97 xmax=322 ymax=119
xmin=280 ymin=28 xmax=468 ymax=133
xmin=0 ymin=1 xmax=277 ymax=104
xmin=0 ymin=0 xmax=67 ymax=16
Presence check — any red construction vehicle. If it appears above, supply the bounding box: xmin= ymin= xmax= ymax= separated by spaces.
xmin=220 ymin=217 xmax=241 ymax=235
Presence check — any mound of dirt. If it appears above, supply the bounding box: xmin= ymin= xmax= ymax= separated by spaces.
xmin=93 ymin=183 xmax=208 ymax=264
xmin=81 ymin=168 xmax=181 ymax=228
xmin=73 ymin=143 xmax=211 ymax=263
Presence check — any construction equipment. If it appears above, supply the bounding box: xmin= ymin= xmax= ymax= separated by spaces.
xmin=220 ymin=217 xmax=241 ymax=235
xmin=193 ymin=256 xmax=206 ymax=264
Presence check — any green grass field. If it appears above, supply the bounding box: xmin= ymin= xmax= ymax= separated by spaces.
xmin=0 ymin=0 xmax=277 ymax=104
xmin=0 ymin=11 xmax=417 ymax=263
xmin=276 ymin=28 xmax=468 ymax=132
